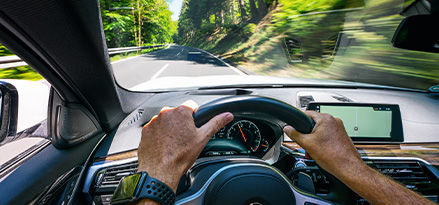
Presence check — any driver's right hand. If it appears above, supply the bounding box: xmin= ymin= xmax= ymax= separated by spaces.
xmin=283 ymin=111 xmax=364 ymax=178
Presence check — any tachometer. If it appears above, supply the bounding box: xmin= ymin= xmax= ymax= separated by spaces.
xmin=227 ymin=120 xmax=261 ymax=152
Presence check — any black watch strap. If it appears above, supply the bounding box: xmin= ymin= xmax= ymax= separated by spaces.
xmin=141 ymin=174 xmax=176 ymax=205
xmin=111 ymin=172 xmax=176 ymax=205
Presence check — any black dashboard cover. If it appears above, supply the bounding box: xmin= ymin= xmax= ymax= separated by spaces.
xmin=193 ymin=96 xmax=315 ymax=134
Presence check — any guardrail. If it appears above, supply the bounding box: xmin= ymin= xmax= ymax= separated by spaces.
xmin=0 ymin=44 xmax=166 ymax=69
xmin=108 ymin=44 xmax=166 ymax=55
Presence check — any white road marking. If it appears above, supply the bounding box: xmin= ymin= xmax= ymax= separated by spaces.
xmin=176 ymin=48 xmax=184 ymax=56
xmin=150 ymin=63 xmax=169 ymax=80
xmin=198 ymin=49 xmax=246 ymax=76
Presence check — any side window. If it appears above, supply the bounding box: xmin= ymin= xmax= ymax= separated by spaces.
xmin=0 ymin=43 xmax=50 ymax=171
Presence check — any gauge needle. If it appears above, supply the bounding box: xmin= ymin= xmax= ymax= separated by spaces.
xmin=238 ymin=124 xmax=247 ymax=142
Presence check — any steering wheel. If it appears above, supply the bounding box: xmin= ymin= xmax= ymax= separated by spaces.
xmin=193 ymin=96 xmax=314 ymax=133
xmin=173 ymin=96 xmax=334 ymax=205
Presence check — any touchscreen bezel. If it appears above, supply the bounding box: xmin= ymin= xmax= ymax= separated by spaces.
xmin=307 ymin=103 xmax=403 ymax=142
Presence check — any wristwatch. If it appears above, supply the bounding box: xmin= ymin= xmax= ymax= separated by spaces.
xmin=111 ymin=172 xmax=176 ymax=204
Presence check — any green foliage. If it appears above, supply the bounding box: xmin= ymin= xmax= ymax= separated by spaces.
xmin=100 ymin=0 xmax=176 ymax=47
xmin=1 ymin=44 xmax=43 ymax=80
xmin=242 ymin=23 xmax=256 ymax=36
xmin=0 ymin=66 xmax=43 ymax=81
xmin=177 ymin=0 xmax=438 ymax=91
xmin=0 ymin=43 xmax=14 ymax=56
xmin=177 ymin=0 xmax=268 ymax=44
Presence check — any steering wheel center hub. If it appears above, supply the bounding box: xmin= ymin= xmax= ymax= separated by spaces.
xmin=203 ymin=163 xmax=295 ymax=205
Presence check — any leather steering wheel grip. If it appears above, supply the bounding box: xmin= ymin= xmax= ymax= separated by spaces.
xmin=193 ymin=96 xmax=315 ymax=134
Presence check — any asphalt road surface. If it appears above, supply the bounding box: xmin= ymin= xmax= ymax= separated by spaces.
xmin=112 ymin=45 xmax=245 ymax=89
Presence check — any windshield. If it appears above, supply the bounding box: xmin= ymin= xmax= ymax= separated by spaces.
xmin=100 ymin=0 xmax=439 ymax=92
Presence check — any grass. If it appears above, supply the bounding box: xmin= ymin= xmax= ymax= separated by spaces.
xmin=0 ymin=66 xmax=44 ymax=81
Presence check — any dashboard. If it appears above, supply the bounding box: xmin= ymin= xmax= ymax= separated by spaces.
xmin=75 ymin=87 xmax=439 ymax=204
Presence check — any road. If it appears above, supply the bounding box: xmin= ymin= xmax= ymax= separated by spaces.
xmin=111 ymin=45 xmax=245 ymax=89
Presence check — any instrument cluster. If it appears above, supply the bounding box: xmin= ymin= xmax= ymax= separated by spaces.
xmin=200 ymin=118 xmax=277 ymax=158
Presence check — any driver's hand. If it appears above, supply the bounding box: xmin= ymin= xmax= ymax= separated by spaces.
xmin=284 ymin=111 xmax=363 ymax=178
xmin=137 ymin=100 xmax=233 ymax=192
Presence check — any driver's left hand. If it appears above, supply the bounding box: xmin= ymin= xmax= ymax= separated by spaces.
xmin=137 ymin=100 xmax=233 ymax=193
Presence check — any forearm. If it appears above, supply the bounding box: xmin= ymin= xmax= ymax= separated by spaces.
xmin=337 ymin=162 xmax=434 ymax=205
xmin=136 ymin=167 xmax=182 ymax=205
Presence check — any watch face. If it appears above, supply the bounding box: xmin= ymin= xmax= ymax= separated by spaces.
xmin=111 ymin=172 xmax=143 ymax=203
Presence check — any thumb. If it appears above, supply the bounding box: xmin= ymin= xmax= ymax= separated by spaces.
xmin=198 ymin=112 xmax=234 ymax=141
xmin=284 ymin=125 xmax=304 ymax=142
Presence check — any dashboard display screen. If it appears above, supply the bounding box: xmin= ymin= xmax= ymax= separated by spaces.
xmin=307 ymin=103 xmax=403 ymax=142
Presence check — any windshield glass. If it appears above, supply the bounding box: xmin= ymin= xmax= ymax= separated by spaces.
xmin=100 ymin=0 xmax=439 ymax=92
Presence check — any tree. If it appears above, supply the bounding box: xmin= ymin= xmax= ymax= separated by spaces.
xmin=99 ymin=0 xmax=176 ymax=47
xmin=257 ymin=0 xmax=267 ymax=18
xmin=238 ymin=0 xmax=248 ymax=21
xmin=248 ymin=0 xmax=258 ymax=21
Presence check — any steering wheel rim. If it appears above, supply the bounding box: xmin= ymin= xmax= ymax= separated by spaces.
xmin=176 ymin=96 xmax=326 ymax=205
xmin=193 ymin=96 xmax=315 ymax=134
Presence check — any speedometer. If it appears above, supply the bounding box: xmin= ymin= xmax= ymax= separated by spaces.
xmin=227 ymin=120 xmax=261 ymax=152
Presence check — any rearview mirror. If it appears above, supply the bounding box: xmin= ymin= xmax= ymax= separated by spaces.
xmin=392 ymin=15 xmax=439 ymax=53
xmin=0 ymin=81 xmax=18 ymax=145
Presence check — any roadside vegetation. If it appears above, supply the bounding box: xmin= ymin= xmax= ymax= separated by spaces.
xmin=99 ymin=0 xmax=177 ymax=48
xmin=0 ymin=44 xmax=43 ymax=81
xmin=176 ymin=0 xmax=439 ymax=91
xmin=1 ymin=0 xmax=438 ymax=90
xmin=0 ymin=0 xmax=176 ymax=81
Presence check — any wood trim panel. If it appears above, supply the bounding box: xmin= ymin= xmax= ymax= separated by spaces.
xmin=94 ymin=150 xmax=137 ymax=163
xmin=94 ymin=143 xmax=439 ymax=166
xmin=283 ymin=142 xmax=439 ymax=165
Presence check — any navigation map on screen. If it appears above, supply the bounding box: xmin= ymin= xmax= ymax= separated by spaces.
xmin=319 ymin=105 xmax=392 ymax=138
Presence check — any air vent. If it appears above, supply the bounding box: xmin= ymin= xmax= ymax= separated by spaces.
xmin=298 ymin=95 xmax=315 ymax=108
xmin=331 ymin=95 xmax=353 ymax=103
xmin=367 ymin=160 xmax=430 ymax=184
xmin=93 ymin=161 xmax=138 ymax=193
xmin=356 ymin=159 xmax=438 ymax=204
xmin=125 ymin=109 xmax=144 ymax=127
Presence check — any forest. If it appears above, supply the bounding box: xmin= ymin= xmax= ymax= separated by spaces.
xmin=177 ymin=0 xmax=272 ymax=43
xmin=176 ymin=0 xmax=438 ymax=91
xmin=99 ymin=0 xmax=177 ymax=48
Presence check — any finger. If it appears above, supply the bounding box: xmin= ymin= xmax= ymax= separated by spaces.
xmin=160 ymin=106 xmax=173 ymax=113
xmin=198 ymin=112 xmax=233 ymax=141
xmin=181 ymin=100 xmax=198 ymax=112
xmin=304 ymin=111 xmax=321 ymax=122
xmin=335 ymin=117 xmax=344 ymax=127
xmin=284 ymin=125 xmax=308 ymax=146
xmin=143 ymin=115 xmax=159 ymax=128
xmin=284 ymin=125 xmax=300 ymax=141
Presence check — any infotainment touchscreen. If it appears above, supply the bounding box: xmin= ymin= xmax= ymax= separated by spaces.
xmin=307 ymin=103 xmax=403 ymax=142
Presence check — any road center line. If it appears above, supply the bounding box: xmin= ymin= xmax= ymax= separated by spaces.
xmin=150 ymin=63 xmax=169 ymax=80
